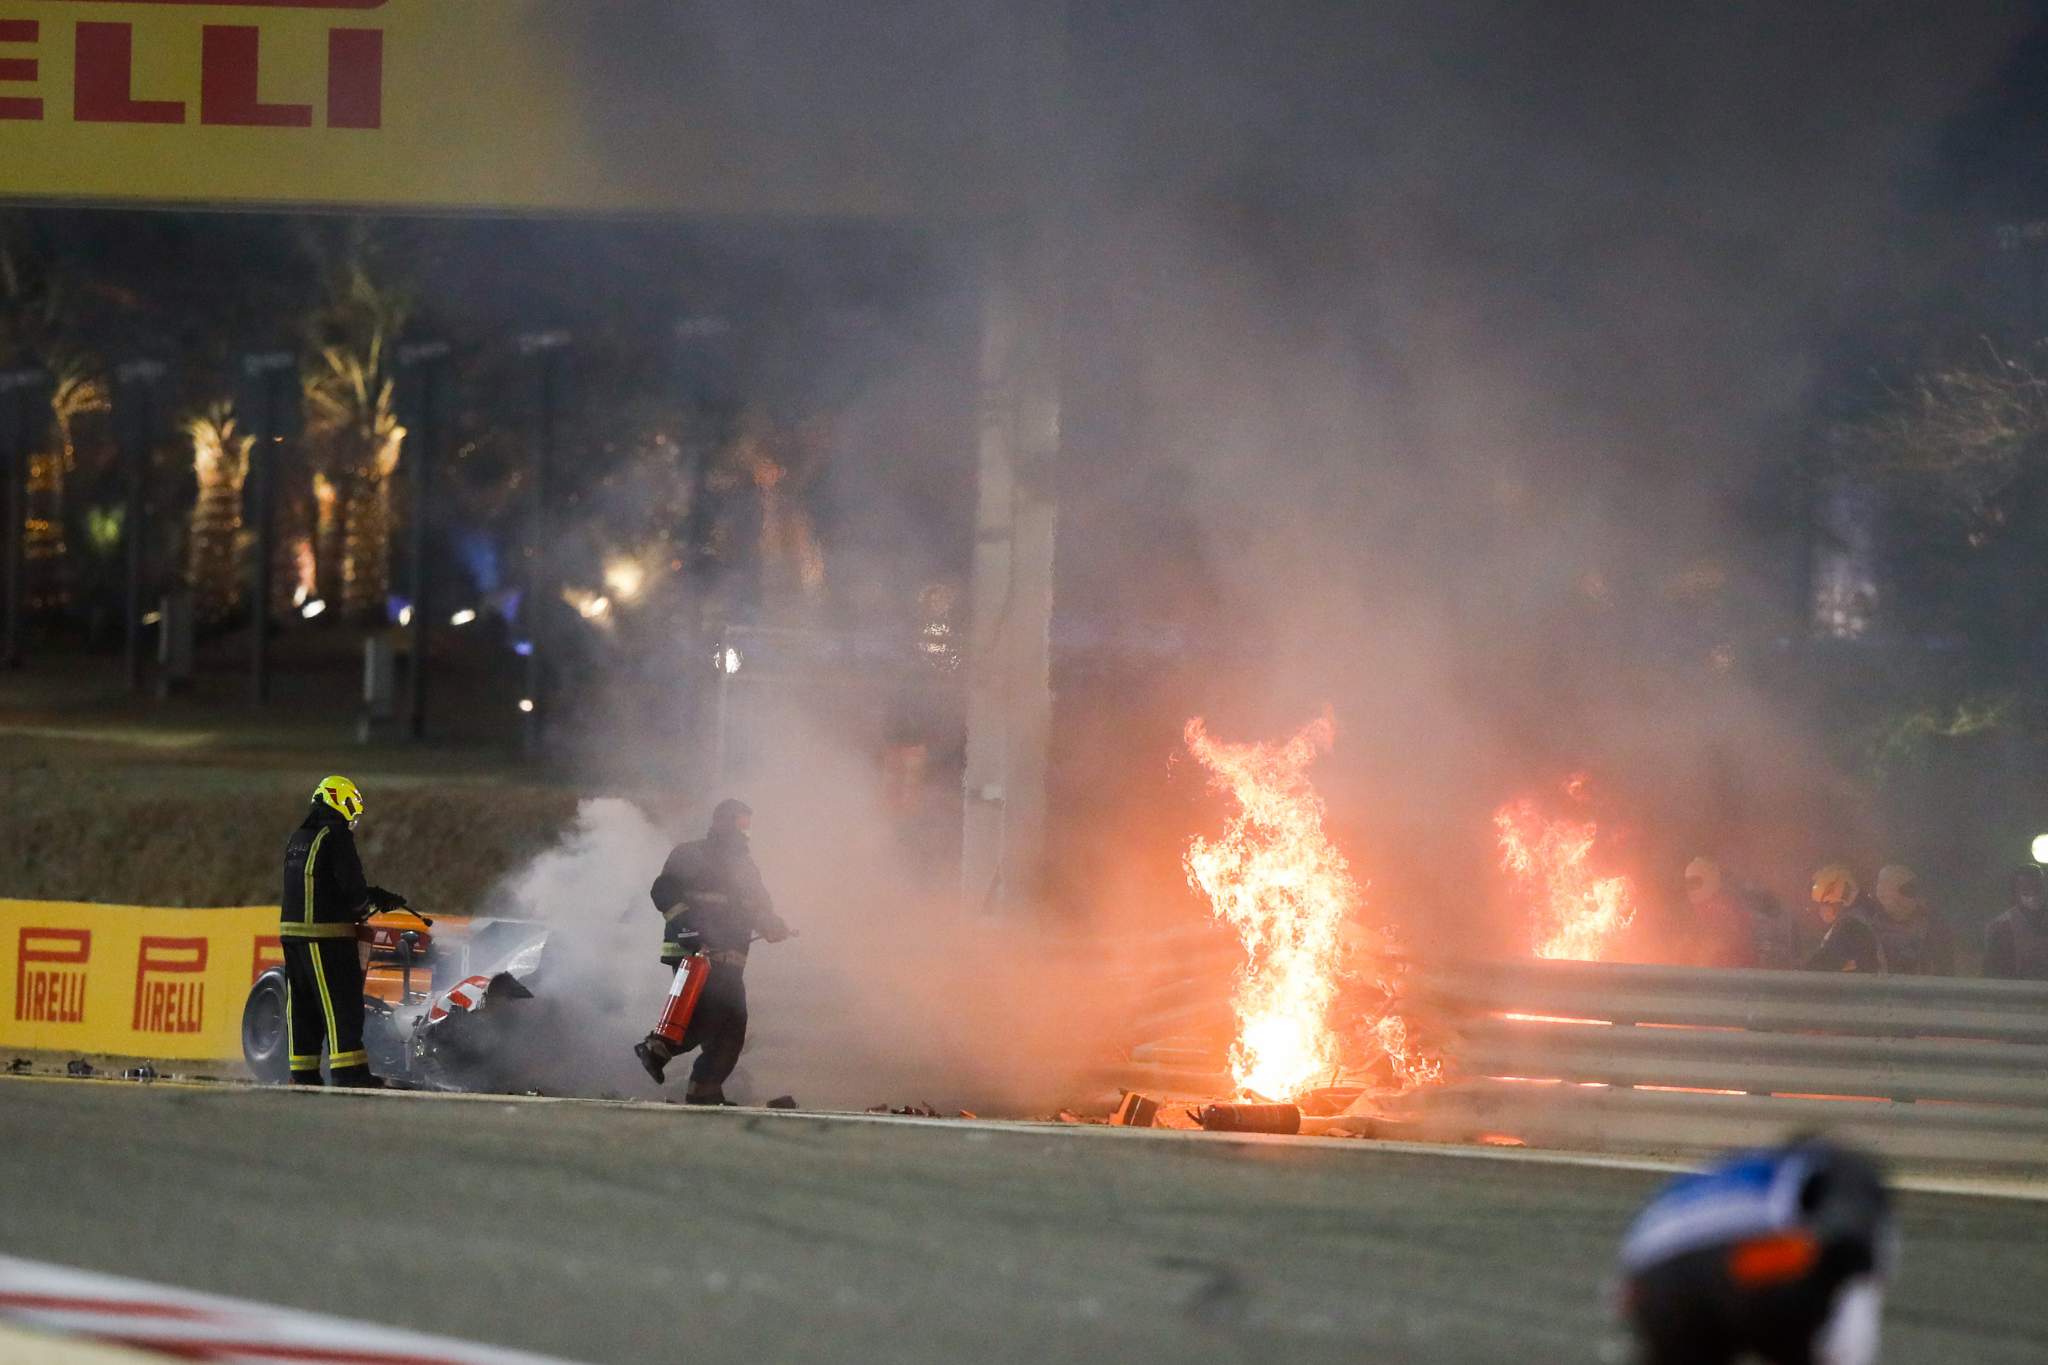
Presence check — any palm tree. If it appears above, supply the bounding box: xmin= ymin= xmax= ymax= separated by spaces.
xmin=722 ymin=407 xmax=829 ymax=614
xmin=185 ymin=403 xmax=251 ymax=623
xmin=0 ymin=221 xmax=107 ymax=609
xmin=302 ymin=257 xmax=409 ymax=618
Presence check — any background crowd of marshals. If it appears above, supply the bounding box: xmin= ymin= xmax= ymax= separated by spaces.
xmin=279 ymin=776 xmax=406 ymax=1086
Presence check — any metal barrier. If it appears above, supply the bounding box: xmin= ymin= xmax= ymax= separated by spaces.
xmin=1354 ymin=960 xmax=2048 ymax=1169
xmin=1094 ymin=943 xmax=2048 ymax=1167
xmin=1090 ymin=922 xmax=1237 ymax=1098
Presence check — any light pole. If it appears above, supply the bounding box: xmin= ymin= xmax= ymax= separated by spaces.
xmin=515 ymin=330 xmax=570 ymax=758
xmin=0 ymin=367 xmax=46 ymax=671
xmin=115 ymin=359 xmax=167 ymax=694
xmin=396 ymin=339 xmax=449 ymax=741
xmin=242 ymin=350 xmax=296 ymax=705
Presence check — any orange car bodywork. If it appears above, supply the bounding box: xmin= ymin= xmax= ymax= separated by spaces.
xmin=355 ymin=911 xmax=463 ymax=1006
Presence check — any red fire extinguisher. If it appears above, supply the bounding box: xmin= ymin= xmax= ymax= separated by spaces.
xmin=650 ymin=952 xmax=712 ymax=1048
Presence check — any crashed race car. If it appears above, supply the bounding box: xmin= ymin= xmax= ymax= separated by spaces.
xmin=240 ymin=908 xmax=555 ymax=1091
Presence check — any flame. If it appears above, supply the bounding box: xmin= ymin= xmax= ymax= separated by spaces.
xmin=1183 ymin=710 xmax=1437 ymax=1101
xmin=1371 ymin=1012 xmax=1443 ymax=1090
xmin=1494 ymin=775 xmax=1639 ymax=961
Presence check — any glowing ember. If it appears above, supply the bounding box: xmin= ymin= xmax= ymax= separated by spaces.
xmin=1184 ymin=710 xmax=1430 ymax=1101
xmin=1494 ymin=775 xmax=1639 ymax=961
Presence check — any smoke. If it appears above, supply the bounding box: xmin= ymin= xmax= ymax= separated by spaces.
xmin=463 ymin=2 xmax=2038 ymax=1107
xmin=1039 ymin=1 xmax=2035 ymax=949
xmin=489 ymin=781 xmax=1117 ymax=1114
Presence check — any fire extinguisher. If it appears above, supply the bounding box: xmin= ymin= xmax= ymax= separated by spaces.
xmin=650 ymin=951 xmax=712 ymax=1049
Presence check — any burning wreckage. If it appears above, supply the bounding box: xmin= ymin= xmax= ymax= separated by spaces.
xmin=242 ymin=911 xmax=558 ymax=1091
xmin=1101 ymin=712 xmax=1447 ymax=1134
xmin=1107 ymin=714 xmax=1647 ymax=1135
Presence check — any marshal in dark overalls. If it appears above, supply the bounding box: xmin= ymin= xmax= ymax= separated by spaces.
xmin=633 ymin=799 xmax=793 ymax=1104
xmin=280 ymin=776 xmax=406 ymax=1086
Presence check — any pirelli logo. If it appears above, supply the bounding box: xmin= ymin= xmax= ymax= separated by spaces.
xmin=14 ymin=927 xmax=90 ymax=1024
xmin=0 ymin=1 xmax=386 ymax=129
xmin=132 ymin=935 xmax=208 ymax=1035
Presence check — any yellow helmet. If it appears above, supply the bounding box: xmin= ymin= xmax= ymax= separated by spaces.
xmin=313 ymin=775 xmax=364 ymax=828
xmin=1811 ymin=863 xmax=1858 ymax=906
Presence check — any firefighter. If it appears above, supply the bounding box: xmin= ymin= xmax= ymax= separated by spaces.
xmin=1802 ymin=864 xmax=1885 ymax=973
xmin=1983 ymin=866 xmax=2048 ymax=980
xmin=1867 ymin=864 xmax=1954 ymax=976
xmin=1619 ymin=1139 xmax=1893 ymax=1365
xmin=1742 ymin=885 xmax=1800 ymax=971
xmin=633 ymin=798 xmax=794 ymax=1104
xmin=281 ymin=776 xmax=407 ymax=1086
xmin=1678 ymin=858 xmax=1757 ymax=968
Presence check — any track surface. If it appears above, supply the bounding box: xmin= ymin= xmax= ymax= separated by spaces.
xmin=2 ymin=1079 xmax=2044 ymax=1364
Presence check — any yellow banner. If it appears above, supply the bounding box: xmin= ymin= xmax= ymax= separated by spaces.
xmin=1 ymin=900 xmax=281 ymax=1060
xmin=0 ymin=0 xmax=1009 ymax=216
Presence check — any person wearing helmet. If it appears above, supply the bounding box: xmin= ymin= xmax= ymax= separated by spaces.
xmin=633 ymin=798 xmax=794 ymax=1104
xmin=1867 ymin=864 xmax=1953 ymax=977
xmin=1802 ymin=865 xmax=1884 ymax=973
xmin=1618 ymin=1139 xmax=1894 ymax=1365
xmin=280 ymin=776 xmax=407 ymax=1086
xmin=1678 ymin=858 xmax=1758 ymax=968
xmin=1983 ymin=866 xmax=2048 ymax=980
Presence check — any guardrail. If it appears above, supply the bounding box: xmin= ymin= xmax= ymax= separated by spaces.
xmin=1354 ymin=960 xmax=2048 ymax=1169
xmin=1093 ymin=942 xmax=2048 ymax=1168
xmin=1088 ymin=922 xmax=1238 ymax=1097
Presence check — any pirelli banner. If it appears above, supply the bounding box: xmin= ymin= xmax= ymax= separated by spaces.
xmin=0 ymin=0 xmax=1025 ymax=217
xmin=1 ymin=900 xmax=280 ymax=1060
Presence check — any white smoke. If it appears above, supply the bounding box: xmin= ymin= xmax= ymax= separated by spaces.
xmin=484 ymin=783 xmax=1114 ymax=1113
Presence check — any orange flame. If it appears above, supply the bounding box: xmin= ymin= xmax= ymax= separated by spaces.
xmin=1184 ymin=710 xmax=1436 ymax=1100
xmin=1494 ymin=776 xmax=1639 ymax=961
xmin=1371 ymin=1012 xmax=1443 ymax=1090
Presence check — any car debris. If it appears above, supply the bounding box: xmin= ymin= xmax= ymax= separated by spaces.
xmin=765 ymin=1095 xmax=798 ymax=1109
xmin=1112 ymin=1092 xmax=1161 ymax=1128
xmin=65 ymin=1059 xmax=96 ymax=1078
xmin=124 ymin=1064 xmax=159 ymax=1083
xmin=241 ymin=912 xmax=554 ymax=1092
xmin=1197 ymin=1102 xmax=1302 ymax=1135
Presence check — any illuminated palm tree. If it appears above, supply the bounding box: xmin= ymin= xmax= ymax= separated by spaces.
xmin=725 ymin=408 xmax=829 ymax=613
xmin=185 ymin=403 xmax=251 ymax=624
xmin=302 ymin=259 xmax=408 ymax=618
xmin=0 ymin=225 xmax=106 ymax=609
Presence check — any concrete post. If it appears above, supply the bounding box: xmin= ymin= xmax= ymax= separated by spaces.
xmin=960 ymin=228 xmax=1062 ymax=916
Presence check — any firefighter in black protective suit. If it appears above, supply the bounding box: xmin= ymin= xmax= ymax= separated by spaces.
xmin=281 ymin=776 xmax=407 ymax=1086
xmin=633 ymin=798 xmax=794 ymax=1104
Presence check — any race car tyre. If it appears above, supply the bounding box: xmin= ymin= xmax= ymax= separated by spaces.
xmin=241 ymin=968 xmax=291 ymax=1084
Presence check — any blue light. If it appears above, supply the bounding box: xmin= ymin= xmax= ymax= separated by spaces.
xmin=512 ymin=639 xmax=534 ymax=657
xmin=455 ymin=529 xmax=502 ymax=594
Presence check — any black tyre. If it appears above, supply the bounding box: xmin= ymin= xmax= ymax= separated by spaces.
xmin=242 ymin=968 xmax=290 ymax=1084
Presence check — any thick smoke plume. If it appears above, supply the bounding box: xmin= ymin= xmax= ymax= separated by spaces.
xmin=487 ymin=2 xmax=2038 ymax=1107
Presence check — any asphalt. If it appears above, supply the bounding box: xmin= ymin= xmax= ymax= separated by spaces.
xmin=1 ymin=1078 xmax=2043 ymax=1364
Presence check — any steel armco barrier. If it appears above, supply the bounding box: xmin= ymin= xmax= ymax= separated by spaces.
xmin=1352 ymin=960 xmax=2048 ymax=1169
